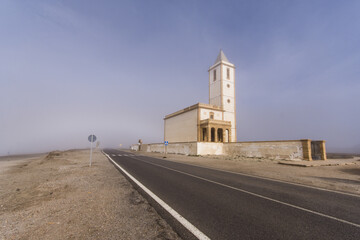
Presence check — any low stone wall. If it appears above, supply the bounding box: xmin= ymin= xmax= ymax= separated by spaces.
xmin=139 ymin=139 xmax=325 ymax=161
xmin=197 ymin=142 xmax=223 ymax=155
xmin=223 ymin=140 xmax=304 ymax=161
xmin=140 ymin=142 xmax=197 ymax=155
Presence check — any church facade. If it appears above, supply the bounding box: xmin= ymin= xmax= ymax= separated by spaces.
xmin=164 ymin=50 xmax=237 ymax=143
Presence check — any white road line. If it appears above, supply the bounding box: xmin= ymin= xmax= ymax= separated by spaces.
xmin=129 ymin=155 xmax=360 ymax=229
xmin=112 ymin=154 xmax=116 ymax=157
xmin=102 ymin=151 xmax=210 ymax=240
xmin=135 ymin=155 xmax=360 ymax=198
xmin=118 ymin=154 xmax=122 ymax=156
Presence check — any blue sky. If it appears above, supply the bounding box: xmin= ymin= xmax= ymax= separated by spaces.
xmin=1 ymin=0 xmax=359 ymax=155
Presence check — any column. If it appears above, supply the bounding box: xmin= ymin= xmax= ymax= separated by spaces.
xmin=301 ymin=139 xmax=312 ymax=161
xmin=320 ymin=140 xmax=327 ymax=160
xmin=207 ymin=127 xmax=210 ymax=142
xmin=214 ymin=128 xmax=218 ymax=142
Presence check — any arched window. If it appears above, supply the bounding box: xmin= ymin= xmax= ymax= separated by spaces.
xmin=227 ymin=68 xmax=230 ymax=79
xmin=213 ymin=70 xmax=216 ymax=81
xmin=210 ymin=112 xmax=214 ymax=119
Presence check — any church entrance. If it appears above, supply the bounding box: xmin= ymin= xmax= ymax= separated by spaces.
xmin=199 ymin=119 xmax=231 ymax=143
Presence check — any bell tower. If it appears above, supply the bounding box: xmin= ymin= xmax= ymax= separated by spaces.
xmin=208 ymin=50 xmax=236 ymax=142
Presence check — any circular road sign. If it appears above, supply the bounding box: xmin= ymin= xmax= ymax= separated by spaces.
xmin=88 ymin=135 xmax=97 ymax=142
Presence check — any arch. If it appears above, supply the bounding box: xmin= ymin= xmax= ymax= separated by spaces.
xmin=211 ymin=128 xmax=215 ymax=142
xmin=217 ymin=128 xmax=223 ymax=142
xmin=202 ymin=128 xmax=207 ymax=142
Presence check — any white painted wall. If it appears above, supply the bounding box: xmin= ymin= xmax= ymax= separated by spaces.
xmin=222 ymin=80 xmax=234 ymax=98
xmin=141 ymin=143 xmax=198 ymax=155
xmin=221 ymin=65 xmax=234 ymax=81
xmin=223 ymin=112 xmax=236 ymax=142
xmin=200 ymin=108 xmax=223 ymax=121
xmin=221 ymin=64 xmax=236 ymax=142
xmin=141 ymin=140 xmax=305 ymax=160
xmin=209 ymin=65 xmax=221 ymax=107
xmin=164 ymin=109 xmax=198 ymax=142
xmin=197 ymin=142 xmax=223 ymax=155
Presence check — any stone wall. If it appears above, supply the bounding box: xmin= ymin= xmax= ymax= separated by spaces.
xmin=140 ymin=142 xmax=198 ymax=155
xmin=223 ymin=141 xmax=304 ymax=161
xmin=139 ymin=139 xmax=325 ymax=161
xmin=197 ymin=142 xmax=224 ymax=155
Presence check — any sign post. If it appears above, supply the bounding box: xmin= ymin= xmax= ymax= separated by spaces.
xmin=88 ymin=134 xmax=97 ymax=167
xmin=164 ymin=141 xmax=168 ymax=158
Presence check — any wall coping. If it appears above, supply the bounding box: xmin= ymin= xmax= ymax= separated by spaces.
xmin=224 ymin=140 xmax=306 ymax=144
xmin=144 ymin=140 xmax=320 ymax=145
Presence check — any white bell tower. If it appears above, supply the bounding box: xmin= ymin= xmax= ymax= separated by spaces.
xmin=208 ymin=50 xmax=237 ymax=142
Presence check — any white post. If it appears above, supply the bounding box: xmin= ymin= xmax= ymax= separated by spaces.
xmin=89 ymin=135 xmax=93 ymax=167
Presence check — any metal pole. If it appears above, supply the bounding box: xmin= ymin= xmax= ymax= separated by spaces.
xmin=89 ymin=135 xmax=93 ymax=167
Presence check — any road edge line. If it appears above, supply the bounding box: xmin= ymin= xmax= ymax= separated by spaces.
xmin=102 ymin=151 xmax=210 ymax=240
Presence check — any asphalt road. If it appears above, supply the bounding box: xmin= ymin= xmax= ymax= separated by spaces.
xmin=103 ymin=149 xmax=360 ymax=240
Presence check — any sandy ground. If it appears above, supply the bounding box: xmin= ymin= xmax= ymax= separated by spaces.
xmin=133 ymin=150 xmax=360 ymax=195
xmin=0 ymin=150 xmax=180 ymax=240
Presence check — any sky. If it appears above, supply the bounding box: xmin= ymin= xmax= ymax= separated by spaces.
xmin=1 ymin=0 xmax=360 ymax=155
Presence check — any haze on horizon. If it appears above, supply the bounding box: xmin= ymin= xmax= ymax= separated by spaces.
xmin=1 ymin=0 xmax=360 ymax=156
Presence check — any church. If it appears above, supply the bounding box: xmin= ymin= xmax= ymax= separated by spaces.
xmin=138 ymin=50 xmax=326 ymax=161
xmin=164 ymin=50 xmax=237 ymax=143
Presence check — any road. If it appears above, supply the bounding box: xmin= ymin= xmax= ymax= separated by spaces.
xmin=103 ymin=149 xmax=360 ymax=240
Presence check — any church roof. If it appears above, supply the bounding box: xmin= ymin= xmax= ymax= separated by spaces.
xmin=214 ymin=50 xmax=229 ymax=64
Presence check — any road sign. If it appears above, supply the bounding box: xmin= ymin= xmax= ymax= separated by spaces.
xmin=164 ymin=141 xmax=168 ymax=146
xmin=88 ymin=135 xmax=97 ymax=142
xmin=88 ymin=134 xmax=97 ymax=167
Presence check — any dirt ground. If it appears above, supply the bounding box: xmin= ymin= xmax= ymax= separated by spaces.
xmin=134 ymin=150 xmax=360 ymax=195
xmin=0 ymin=150 xmax=180 ymax=240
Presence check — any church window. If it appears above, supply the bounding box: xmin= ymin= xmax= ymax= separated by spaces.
xmin=227 ymin=99 xmax=230 ymax=103
xmin=227 ymin=68 xmax=230 ymax=79
xmin=227 ymin=84 xmax=230 ymax=88
xmin=210 ymin=112 xmax=214 ymax=119
xmin=213 ymin=70 xmax=216 ymax=81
